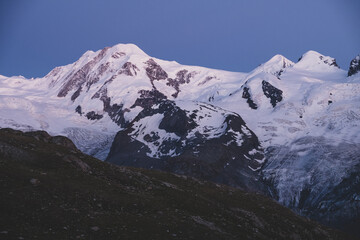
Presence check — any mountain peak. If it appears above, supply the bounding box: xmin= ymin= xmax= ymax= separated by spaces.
xmin=295 ymin=50 xmax=340 ymax=71
xmin=299 ymin=50 xmax=323 ymax=59
xmin=110 ymin=43 xmax=148 ymax=56
xmin=265 ymin=54 xmax=294 ymax=68
xmin=252 ymin=54 xmax=294 ymax=77
xmin=74 ymin=43 xmax=148 ymax=66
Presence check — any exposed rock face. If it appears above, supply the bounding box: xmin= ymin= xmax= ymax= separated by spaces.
xmin=242 ymin=87 xmax=258 ymax=109
xmin=348 ymin=55 xmax=360 ymax=76
xmin=166 ymin=70 xmax=197 ymax=98
xmin=131 ymin=89 xmax=167 ymax=109
xmin=106 ymin=100 xmax=266 ymax=192
xmin=85 ymin=111 xmax=103 ymax=120
xmin=158 ymin=102 xmax=197 ymax=136
xmin=71 ymin=86 xmax=82 ymax=101
xmin=75 ymin=105 xmax=82 ymax=116
xmin=91 ymin=77 xmax=114 ymax=100
xmin=261 ymin=80 xmax=283 ymax=107
xmin=119 ymin=62 xmax=139 ymax=76
xmin=145 ymin=58 xmax=168 ymax=87
xmin=111 ymin=51 xmax=125 ymax=58
xmin=321 ymin=56 xmax=339 ymax=68
xmin=101 ymin=96 xmax=128 ymax=127
xmin=57 ymin=47 xmax=110 ymax=98
xmin=90 ymin=75 xmax=130 ymax=127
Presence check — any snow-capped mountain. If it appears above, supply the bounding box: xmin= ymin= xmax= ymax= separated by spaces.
xmin=107 ymin=99 xmax=265 ymax=191
xmin=1 ymin=43 xmax=359 ymax=234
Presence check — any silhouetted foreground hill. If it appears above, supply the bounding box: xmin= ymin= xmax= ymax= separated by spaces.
xmin=0 ymin=128 xmax=353 ymax=240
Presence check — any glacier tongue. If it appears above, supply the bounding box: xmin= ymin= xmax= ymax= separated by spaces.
xmin=262 ymin=136 xmax=360 ymax=230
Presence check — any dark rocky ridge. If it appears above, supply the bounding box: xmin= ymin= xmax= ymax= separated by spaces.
xmin=75 ymin=105 xmax=82 ymax=116
xmin=131 ymin=89 xmax=167 ymax=109
xmin=58 ymin=47 xmax=110 ymax=98
xmin=145 ymin=58 xmax=168 ymax=87
xmin=166 ymin=69 xmax=197 ymax=98
xmin=348 ymin=55 xmax=360 ymax=77
xmin=320 ymin=56 xmax=339 ymax=68
xmin=0 ymin=128 xmax=351 ymax=239
xmin=85 ymin=111 xmax=103 ymax=120
xmin=261 ymin=80 xmax=283 ymax=107
xmin=106 ymin=100 xmax=266 ymax=192
xmin=145 ymin=59 xmax=196 ymax=98
xmin=242 ymin=86 xmax=258 ymax=109
xmin=89 ymin=63 xmax=142 ymax=127
xmin=56 ymin=51 xmax=141 ymax=128
xmin=119 ymin=62 xmax=139 ymax=76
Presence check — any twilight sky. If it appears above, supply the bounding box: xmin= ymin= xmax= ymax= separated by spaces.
xmin=0 ymin=0 xmax=359 ymax=78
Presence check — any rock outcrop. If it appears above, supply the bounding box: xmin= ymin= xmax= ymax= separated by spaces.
xmin=348 ymin=55 xmax=360 ymax=76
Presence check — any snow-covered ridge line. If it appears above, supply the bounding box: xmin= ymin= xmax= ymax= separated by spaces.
xmin=0 ymin=43 xmax=358 ymax=148
xmin=0 ymin=43 xmax=358 ymax=156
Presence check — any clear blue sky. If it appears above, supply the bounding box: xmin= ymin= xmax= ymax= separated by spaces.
xmin=0 ymin=0 xmax=359 ymax=78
